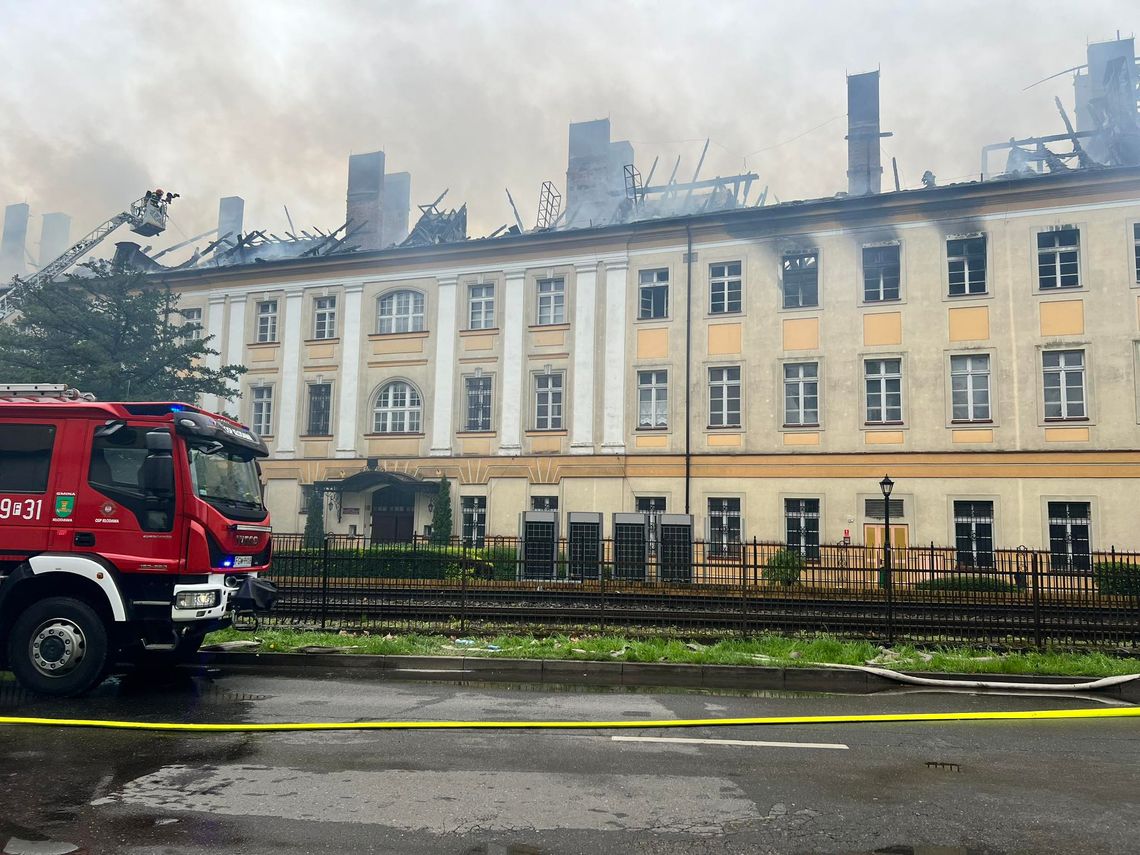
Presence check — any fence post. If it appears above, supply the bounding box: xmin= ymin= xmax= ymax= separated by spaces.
xmin=460 ymin=538 xmax=469 ymax=634
xmin=320 ymin=532 xmax=331 ymax=631
xmin=740 ymin=539 xmax=751 ymax=636
xmin=1031 ymin=550 xmax=1042 ymax=649
xmin=599 ymin=553 xmax=607 ymax=634
xmin=885 ymin=543 xmax=895 ymax=645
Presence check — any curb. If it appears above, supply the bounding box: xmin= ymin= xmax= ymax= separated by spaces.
xmin=200 ymin=651 xmax=1140 ymax=701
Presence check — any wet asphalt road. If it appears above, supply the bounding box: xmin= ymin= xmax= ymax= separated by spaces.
xmin=0 ymin=667 xmax=1137 ymax=855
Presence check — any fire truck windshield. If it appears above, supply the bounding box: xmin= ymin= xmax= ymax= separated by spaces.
xmin=187 ymin=442 xmax=264 ymax=513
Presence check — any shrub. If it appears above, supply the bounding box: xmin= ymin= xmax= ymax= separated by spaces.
xmin=763 ymin=549 xmax=805 ymax=586
xmin=915 ymin=575 xmax=1018 ymax=593
xmin=1094 ymin=562 xmax=1140 ymax=597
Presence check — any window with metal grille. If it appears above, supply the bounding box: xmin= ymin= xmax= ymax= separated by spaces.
xmin=1043 ymin=349 xmax=1085 ymax=420
xmin=659 ymin=519 xmax=693 ymax=582
xmin=639 ymin=268 xmax=669 ymax=319
xmin=1048 ymin=501 xmax=1091 ymax=571
xmin=613 ymin=519 xmax=648 ymax=580
xmin=568 ymin=518 xmax=602 ymax=580
xmin=461 ymin=496 xmax=486 ymax=547
xmin=709 ymin=261 xmax=742 ymax=314
xmin=637 ymin=370 xmax=668 ymax=429
xmin=708 ymin=366 xmax=741 ymax=428
xmin=256 ymin=300 xmax=278 ymax=343
xmin=377 ymin=290 xmax=425 ymax=334
xmin=865 ymin=358 xmax=902 ymax=423
xmin=372 ymin=381 xmax=422 ymax=433
xmin=636 ymin=496 xmax=666 ymax=556
xmin=522 ymin=519 xmax=557 ymax=579
xmin=862 ymin=244 xmax=901 ymax=302
xmin=306 ymin=383 xmax=332 ymax=435
xmin=953 ymin=500 xmax=994 ymax=569
xmin=251 ymin=386 xmax=274 ymax=436
xmin=951 ymin=354 xmax=990 ymax=422
xmin=864 ymin=498 xmax=904 ymax=520
xmin=469 ymin=283 xmax=495 ymax=329
xmin=1134 ymin=223 xmax=1140 ymax=283
xmin=464 ymin=374 xmax=492 ymax=432
xmin=781 ymin=252 xmax=818 ymax=309
xmin=708 ymin=498 xmax=741 ymax=557
xmin=947 ymin=236 xmax=987 ymax=296
xmin=785 ymin=498 xmax=820 ymax=559
xmin=534 ymin=372 xmax=564 ymax=430
xmin=1037 ymin=229 xmax=1080 ymax=290
xmin=181 ymin=307 xmax=203 ymax=341
xmin=313 ymin=296 xmax=337 ymax=340
xmin=530 ymin=496 xmax=558 ymax=511
xmin=536 ymin=278 xmax=565 ymax=325
xmin=783 ymin=362 xmax=819 ymax=427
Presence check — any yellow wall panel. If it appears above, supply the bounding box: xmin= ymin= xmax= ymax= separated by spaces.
xmin=863 ymin=312 xmax=902 ymax=346
xmin=707 ymin=433 xmax=742 ymax=447
xmin=533 ymin=329 xmax=566 ymax=348
xmin=634 ymin=434 xmax=669 ymax=449
xmin=864 ymin=430 xmax=904 ymax=445
xmin=372 ymin=336 xmax=424 ymax=355
xmin=306 ymin=343 xmax=337 ymax=359
xmin=459 ymin=436 xmax=492 ymax=455
xmin=783 ymin=432 xmax=820 ymax=446
xmin=301 ymin=439 xmax=331 ymax=457
xmin=781 ymin=317 xmax=819 ymax=351
xmin=462 ymin=333 xmax=496 ymax=352
xmin=951 ymin=429 xmax=994 ymax=444
xmin=1039 ymin=300 xmax=1084 ymax=336
xmin=250 ymin=347 xmax=278 ymax=364
xmin=947 ymin=306 xmax=989 ymax=342
xmin=636 ymin=328 xmax=669 ymax=358
xmin=707 ymin=323 xmax=742 ymax=355
xmin=530 ymin=435 xmax=563 ymax=453
xmin=366 ymin=437 xmax=422 ymax=456
xmin=1044 ymin=426 xmax=1090 ymax=442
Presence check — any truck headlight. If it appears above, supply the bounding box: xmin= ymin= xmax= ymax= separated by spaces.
xmin=176 ymin=591 xmax=220 ymax=609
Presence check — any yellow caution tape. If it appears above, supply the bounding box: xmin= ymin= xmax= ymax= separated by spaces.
xmin=0 ymin=705 xmax=1137 ymax=732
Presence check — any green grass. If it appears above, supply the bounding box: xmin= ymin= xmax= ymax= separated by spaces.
xmin=203 ymin=628 xmax=1140 ymax=678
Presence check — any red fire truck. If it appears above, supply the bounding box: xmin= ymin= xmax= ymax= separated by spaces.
xmin=0 ymin=384 xmax=276 ymax=695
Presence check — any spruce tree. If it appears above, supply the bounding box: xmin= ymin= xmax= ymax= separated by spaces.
xmin=430 ymin=477 xmax=452 ymax=546
xmin=303 ymin=489 xmax=325 ymax=549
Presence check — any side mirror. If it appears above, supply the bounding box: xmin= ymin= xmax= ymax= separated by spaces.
xmin=142 ymin=430 xmax=174 ymax=497
xmin=146 ymin=430 xmax=173 ymax=453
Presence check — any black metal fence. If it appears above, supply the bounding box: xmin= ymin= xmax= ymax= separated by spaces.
xmin=260 ymin=534 xmax=1140 ymax=647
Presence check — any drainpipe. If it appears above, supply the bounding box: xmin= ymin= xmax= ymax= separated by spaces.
xmin=684 ymin=224 xmax=693 ymax=515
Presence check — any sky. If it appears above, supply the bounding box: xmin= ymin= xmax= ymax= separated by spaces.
xmin=0 ymin=0 xmax=1135 ymax=263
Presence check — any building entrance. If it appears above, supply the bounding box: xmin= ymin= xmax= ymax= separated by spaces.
xmin=371 ymin=486 xmax=416 ymax=542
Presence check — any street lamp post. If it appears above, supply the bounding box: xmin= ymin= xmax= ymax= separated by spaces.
xmin=879 ymin=475 xmax=894 ymax=643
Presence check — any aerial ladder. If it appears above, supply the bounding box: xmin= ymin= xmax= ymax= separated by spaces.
xmin=0 ymin=191 xmax=174 ymax=320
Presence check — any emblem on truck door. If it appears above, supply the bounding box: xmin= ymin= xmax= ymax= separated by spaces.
xmin=100 ymin=501 xmax=115 ymax=516
xmin=54 ymin=494 xmax=75 ymax=519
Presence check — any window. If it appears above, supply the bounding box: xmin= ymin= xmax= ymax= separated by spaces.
xmin=373 ymin=381 xmax=422 ymax=433
xmin=639 ymin=268 xmax=669 ymax=319
xmin=709 ymin=261 xmax=742 ymax=314
xmin=464 ymin=374 xmax=492 ymax=432
xmin=299 ymin=484 xmax=316 ymax=514
xmin=534 ymin=372 xmax=564 ymax=430
xmin=1043 ymin=350 xmax=1085 ymax=420
xmin=781 ymin=252 xmax=818 ymax=309
xmin=1048 ymin=501 xmax=1091 ymax=571
xmin=377 ymin=290 xmax=425 ymax=334
xmin=256 ymin=300 xmax=278 ymax=343
xmin=530 ymin=496 xmax=558 ymax=511
xmin=783 ymin=362 xmax=819 ymax=427
xmin=469 ymin=283 xmax=495 ymax=330
xmin=1134 ymin=223 xmax=1140 ymax=283
xmin=950 ymin=354 xmax=990 ymax=422
xmin=181 ymin=307 xmax=203 ymax=341
xmin=251 ymin=386 xmax=274 ymax=436
xmin=461 ymin=496 xmax=487 ymax=547
xmin=953 ymin=501 xmax=994 ymax=569
xmin=708 ymin=497 xmax=741 ymax=555
xmin=0 ymin=424 xmax=55 ymax=493
xmin=865 ymin=359 xmax=902 ymax=424
xmin=708 ymin=366 xmax=741 ymax=428
xmin=313 ymin=296 xmax=337 ymax=340
xmin=306 ymin=383 xmax=332 ymax=435
xmin=1037 ymin=228 xmax=1080 ymax=290
xmin=862 ymin=245 xmax=901 ymax=302
xmin=865 ymin=498 xmax=904 ymax=520
xmin=637 ymin=370 xmax=668 ymax=429
xmin=948 ymin=236 xmax=987 ymax=296
xmin=89 ymin=426 xmax=174 ymax=533
xmin=536 ymin=278 xmax=565 ymax=325
xmin=785 ymin=498 xmax=820 ymax=559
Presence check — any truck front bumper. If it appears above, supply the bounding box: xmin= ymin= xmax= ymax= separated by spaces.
xmin=170 ymin=573 xmax=277 ymax=622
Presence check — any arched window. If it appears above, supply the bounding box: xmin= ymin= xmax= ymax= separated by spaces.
xmin=377 ymin=290 xmax=425 ymax=334
xmin=373 ymin=381 xmax=422 ymax=433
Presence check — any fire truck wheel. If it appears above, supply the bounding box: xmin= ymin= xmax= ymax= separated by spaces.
xmin=8 ymin=597 xmax=110 ymax=697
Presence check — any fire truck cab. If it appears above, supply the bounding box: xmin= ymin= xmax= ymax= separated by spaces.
xmin=0 ymin=385 xmax=276 ymax=695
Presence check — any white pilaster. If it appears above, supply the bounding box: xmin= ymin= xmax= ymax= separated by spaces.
xmin=601 ymin=259 xmax=629 ymax=453
xmin=274 ymin=290 xmax=304 ymax=459
xmin=334 ymin=284 xmax=364 ymax=458
xmin=223 ymin=294 xmax=247 ymax=414
xmin=430 ymin=276 xmax=458 ymax=456
xmin=203 ymin=294 xmax=227 ymax=413
xmin=570 ymin=262 xmax=598 ymax=454
xmin=497 ymin=269 xmax=527 ymax=455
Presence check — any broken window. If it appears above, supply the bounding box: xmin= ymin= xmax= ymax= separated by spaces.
xmin=781 ymin=252 xmax=818 ymax=309
xmin=639 ymin=269 xmax=669 ymax=319
xmin=947 ymin=236 xmax=987 ymax=296
xmin=862 ymin=245 xmax=901 ymax=302
xmin=1037 ymin=229 xmax=1080 ymax=290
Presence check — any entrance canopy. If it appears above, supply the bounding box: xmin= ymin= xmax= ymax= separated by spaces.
xmin=315 ymin=469 xmax=437 ymax=495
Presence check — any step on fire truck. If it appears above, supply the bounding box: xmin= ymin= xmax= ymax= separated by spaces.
xmin=0 ymin=385 xmax=276 ymax=695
